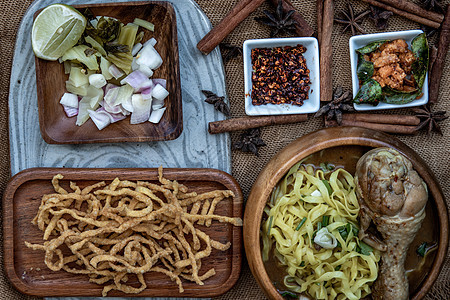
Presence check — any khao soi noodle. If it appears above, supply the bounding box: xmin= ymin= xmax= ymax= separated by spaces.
xmin=261 ymin=163 xmax=380 ymax=300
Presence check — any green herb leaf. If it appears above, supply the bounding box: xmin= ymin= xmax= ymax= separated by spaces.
xmin=356 ymin=40 xmax=388 ymax=54
xmin=320 ymin=162 xmax=335 ymax=172
xmin=417 ymin=242 xmax=427 ymax=257
xmin=300 ymin=261 xmax=305 ymax=267
xmin=335 ymin=265 xmax=341 ymax=271
xmin=321 ymin=180 xmax=332 ymax=196
xmin=322 ymin=215 xmax=329 ymax=227
xmin=358 ymin=241 xmax=374 ymax=256
xmin=357 ymin=54 xmax=374 ymax=82
xmin=411 ymin=33 xmax=429 ymax=90
xmin=383 ymin=88 xmax=421 ymax=104
xmin=281 ymin=291 xmax=298 ymax=299
xmin=267 ymin=216 xmax=274 ymax=236
xmin=353 ymin=79 xmax=383 ymax=105
xmin=338 ymin=226 xmax=348 ymax=241
xmin=295 ymin=217 xmax=307 ymax=231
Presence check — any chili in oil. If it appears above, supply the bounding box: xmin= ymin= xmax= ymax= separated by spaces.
xmin=251 ymin=45 xmax=311 ymax=106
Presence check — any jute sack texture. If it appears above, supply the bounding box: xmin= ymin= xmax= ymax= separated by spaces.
xmin=0 ymin=0 xmax=448 ymax=299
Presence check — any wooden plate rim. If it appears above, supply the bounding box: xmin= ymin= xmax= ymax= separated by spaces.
xmin=243 ymin=126 xmax=448 ymax=300
xmin=3 ymin=167 xmax=243 ymax=297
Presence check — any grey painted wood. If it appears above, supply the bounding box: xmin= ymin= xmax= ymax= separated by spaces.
xmin=9 ymin=0 xmax=231 ymax=178
xmin=9 ymin=0 xmax=230 ymax=299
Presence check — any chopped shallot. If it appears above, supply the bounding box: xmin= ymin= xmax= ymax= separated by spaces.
xmin=152 ymin=84 xmax=169 ymax=101
xmin=88 ymin=108 xmax=111 ymax=130
xmin=89 ymin=74 xmax=107 ymax=89
xmin=149 ymin=107 xmax=166 ymax=123
xmin=60 ymin=93 xmax=79 ymax=108
xmin=130 ymin=94 xmax=152 ymax=124
xmin=109 ymin=64 xmax=124 ymax=79
xmin=137 ymin=44 xmax=162 ymax=70
xmin=63 ymin=105 xmax=78 ymax=117
xmin=132 ymin=43 xmax=143 ymax=56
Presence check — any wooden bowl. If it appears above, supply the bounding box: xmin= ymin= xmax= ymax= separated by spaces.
xmin=35 ymin=1 xmax=182 ymax=144
xmin=244 ymin=126 xmax=448 ymax=300
xmin=3 ymin=168 xmax=242 ymax=297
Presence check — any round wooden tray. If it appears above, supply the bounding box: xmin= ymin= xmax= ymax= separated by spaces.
xmin=243 ymin=126 xmax=448 ymax=300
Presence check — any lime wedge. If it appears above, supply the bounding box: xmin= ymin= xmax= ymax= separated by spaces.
xmin=32 ymin=4 xmax=86 ymax=61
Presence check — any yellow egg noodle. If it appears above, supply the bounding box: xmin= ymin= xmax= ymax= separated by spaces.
xmin=261 ymin=163 xmax=380 ymax=300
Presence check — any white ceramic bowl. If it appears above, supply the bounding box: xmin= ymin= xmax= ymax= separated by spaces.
xmin=349 ymin=30 xmax=428 ymax=111
xmin=243 ymin=37 xmax=320 ymax=116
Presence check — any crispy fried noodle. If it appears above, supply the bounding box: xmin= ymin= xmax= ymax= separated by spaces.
xmin=261 ymin=163 xmax=380 ymax=300
xmin=25 ymin=167 xmax=242 ymax=296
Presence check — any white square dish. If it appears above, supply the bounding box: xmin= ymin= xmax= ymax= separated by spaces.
xmin=349 ymin=30 xmax=428 ymax=111
xmin=243 ymin=37 xmax=320 ymax=116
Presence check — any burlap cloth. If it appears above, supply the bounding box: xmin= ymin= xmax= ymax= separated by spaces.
xmin=1 ymin=0 xmax=448 ymax=299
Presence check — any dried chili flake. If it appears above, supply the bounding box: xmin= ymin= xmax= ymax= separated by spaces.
xmin=251 ymin=45 xmax=311 ymax=106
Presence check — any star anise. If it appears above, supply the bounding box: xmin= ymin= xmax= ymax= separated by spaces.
xmin=335 ymin=4 xmax=370 ymax=36
xmin=420 ymin=0 xmax=444 ymax=13
xmin=412 ymin=104 xmax=448 ymax=135
xmin=202 ymin=90 xmax=230 ymax=116
xmin=233 ymin=128 xmax=266 ymax=156
xmin=369 ymin=6 xmax=393 ymax=30
xmin=254 ymin=0 xmax=297 ymax=37
xmin=219 ymin=43 xmax=243 ymax=64
xmin=314 ymin=87 xmax=354 ymax=125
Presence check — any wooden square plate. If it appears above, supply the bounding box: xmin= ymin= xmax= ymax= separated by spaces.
xmin=3 ymin=168 xmax=242 ymax=297
xmin=35 ymin=1 xmax=182 ymax=144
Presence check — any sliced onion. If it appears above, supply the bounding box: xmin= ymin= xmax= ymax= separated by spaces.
xmin=109 ymin=64 xmax=124 ymax=79
xmin=152 ymin=97 xmax=165 ymax=110
xmin=152 ymin=84 xmax=169 ymax=101
xmin=121 ymin=96 xmax=134 ymax=113
xmin=76 ymin=97 xmax=91 ymax=126
xmin=88 ymin=108 xmax=111 ymax=130
xmin=119 ymin=104 xmax=131 ymax=115
xmin=102 ymin=100 xmax=122 ymax=114
xmin=104 ymin=87 xmax=119 ymax=106
xmin=115 ymin=84 xmax=134 ymax=106
xmin=60 ymin=93 xmax=79 ymax=108
xmin=142 ymin=37 xmax=157 ymax=48
xmin=89 ymin=74 xmax=107 ymax=88
xmin=62 ymin=105 xmax=78 ymax=117
xmin=149 ymin=107 xmax=166 ymax=124
xmin=141 ymin=86 xmax=154 ymax=100
xmin=105 ymin=83 xmax=119 ymax=95
xmin=139 ymin=64 xmax=154 ymax=77
xmin=121 ymin=70 xmax=149 ymax=90
xmin=136 ymin=44 xmax=162 ymax=70
xmin=131 ymin=57 xmax=140 ymax=71
xmin=135 ymin=79 xmax=154 ymax=93
xmin=130 ymin=94 xmax=152 ymax=124
xmin=152 ymin=78 xmax=166 ymax=89
xmin=87 ymin=86 xmax=104 ymax=108
xmin=132 ymin=43 xmax=143 ymax=56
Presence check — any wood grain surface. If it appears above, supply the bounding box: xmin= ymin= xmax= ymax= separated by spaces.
xmin=243 ymin=126 xmax=448 ymax=300
xmin=3 ymin=168 xmax=243 ymax=297
xmin=35 ymin=1 xmax=182 ymax=144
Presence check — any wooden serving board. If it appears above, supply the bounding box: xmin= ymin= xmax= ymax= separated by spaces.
xmin=3 ymin=168 xmax=243 ymax=298
xmin=35 ymin=1 xmax=183 ymax=144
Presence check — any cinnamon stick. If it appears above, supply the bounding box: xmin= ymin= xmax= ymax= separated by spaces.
xmin=208 ymin=114 xmax=308 ymax=134
xmin=377 ymin=0 xmax=443 ymax=24
xmin=320 ymin=0 xmax=334 ymax=102
xmin=429 ymin=5 xmax=450 ymax=104
xmin=342 ymin=113 xmax=420 ymax=126
xmin=268 ymin=0 xmax=314 ymax=37
xmin=317 ymin=0 xmax=324 ymax=44
xmin=361 ymin=0 xmax=441 ymax=28
xmin=325 ymin=119 xmax=417 ymax=135
xmin=197 ymin=0 xmax=265 ymax=55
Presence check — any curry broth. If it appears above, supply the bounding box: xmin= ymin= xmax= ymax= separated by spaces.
xmin=261 ymin=145 xmax=438 ymax=298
